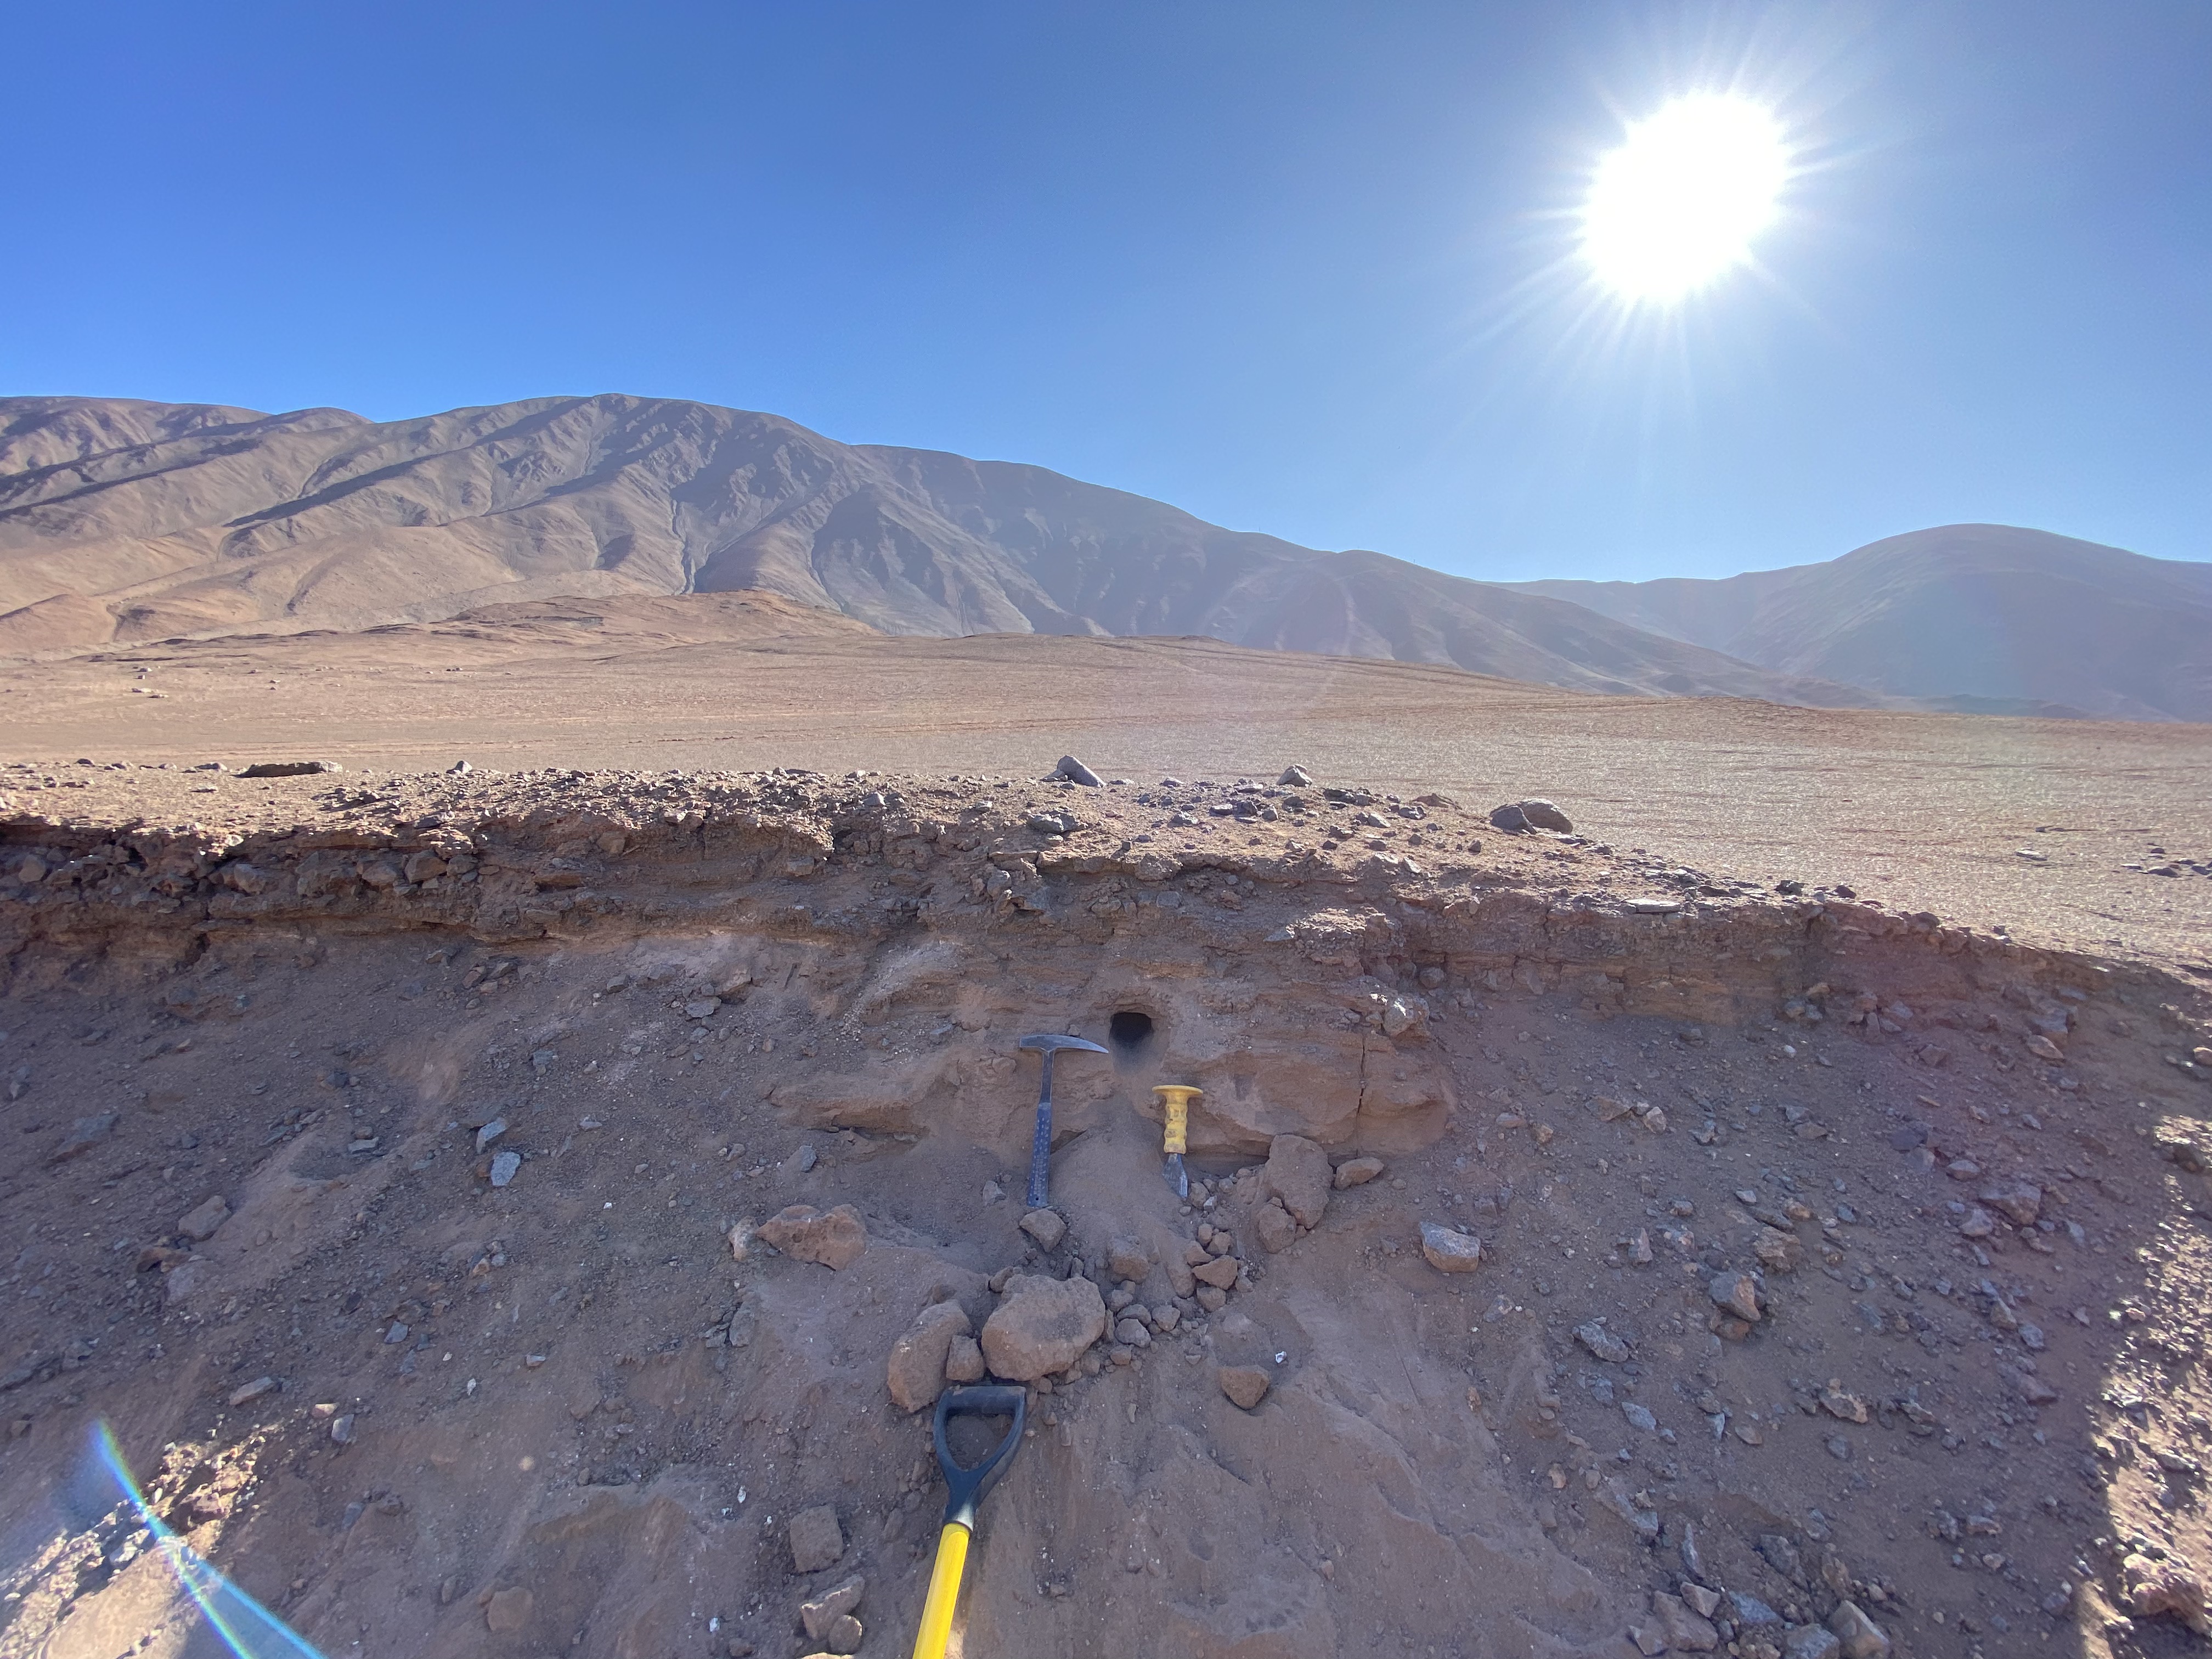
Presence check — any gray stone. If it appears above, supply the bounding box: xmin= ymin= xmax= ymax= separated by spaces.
xmin=1596 ymin=1476 xmax=1660 ymax=1541
xmin=1573 ymin=1321 xmax=1632 ymax=1363
xmin=50 ymin=1113 xmax=119 ymax=1164
xmin=980 ymin=1274 xmax=1108 ymax=1381
xmin=887 ymin=1301 xmax=972 ymax=1412
xmin=1277 ymin=765 xmax=1312 ymax=787
xmin=1332 ymin=1156 xmax=1385 ymax=1189
xmin=1114 ymin=1317 xmax=1152 ymax=1348
xmin=1977 ymin=1179 xmax=2042 ymax=1226
xmin=1622 ymin=1402 xmax=1657 ymax=1432
xmin=1728 ymin=1591 xmax=1782 ymax=1626
xmin=1419 ymin=1223 xmax=1483 ymax=1273
xmin=1708 ymin=1270 xmax=1762 ymax=1322
xmin=1254 ymin=1201 xmax=1297 ymax=1254
xmin=475 ymin=1118 xmax=507 ymax=1152
xmin=488 ymin=1150 xmax=522 ymax=1188
xmin=1263 ymin=1134 xmax=1333 ymax=1228
xmin=1780 ymin=1626 xmax=1841 ymax=1659
xmin=1515 ymin=798 xmax=1573 ymax=832
xmin=684 ymin=997 xmax=722 ymax=1020
xmin=227 ymin=1376 xmax=278 ymax=1408
xmin=788 ymin=1504 xmax=844 ymax=1573
xmin=1052 ymin=755 xmax=1103 ymax=787
xmin=177 ymin=1195 xmax=232 ymax=1243
xmin=1488 ymin=803 xmax=1531 ymax=833
xmin=1652 ymin=1591 xmax=1719 ymax=1652
xmin=1019 ymin=1208 xmax=1068 ymax=1250
xmin=1825 ymin=1601 xmax=1891 ymax=1658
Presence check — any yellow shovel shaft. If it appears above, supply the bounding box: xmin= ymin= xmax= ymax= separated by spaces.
xmin=910 ymin=1520 xmax=972 ymax=1659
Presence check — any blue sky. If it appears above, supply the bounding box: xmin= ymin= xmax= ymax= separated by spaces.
xmin=5 ymin=2 xmax=2205 ymax=580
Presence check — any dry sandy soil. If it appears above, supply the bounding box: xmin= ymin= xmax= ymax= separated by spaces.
xmin=2 ymin=608 xmax=2211 ymax=1659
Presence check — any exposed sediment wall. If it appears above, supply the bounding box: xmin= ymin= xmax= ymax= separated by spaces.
xmin=4 ymin=770 xmax=2195 ymax=1159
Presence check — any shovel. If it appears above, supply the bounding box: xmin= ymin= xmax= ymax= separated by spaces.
xmin=909 ymin=1385 xmax=1028 ymax=1659
xmin=1151 ymin=1084 xmax=1200 ymax=1198
xmin=1017 ymin=1032 xmax=1107 ymax=1208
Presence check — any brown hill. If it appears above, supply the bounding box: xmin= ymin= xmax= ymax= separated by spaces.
xmin=1510 ymin=523 xmax=2212 ymax=723
xmin=0 ymin=394 xmax=1882 ymax=706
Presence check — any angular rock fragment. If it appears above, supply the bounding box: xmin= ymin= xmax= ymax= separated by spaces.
xmin=980 ymin=1274 xmax=1106 ymax=1381
xmin=1263 ymin=1134 xmax=1333 ymax=1227
xmin=1217 ymin=1365 xmax=1271 ymax=1409
xmin=788 ymin=1504 xmax=844 ymax=1573
xmin=1331 ymin=1156 xmax=1385 ymax=1189
xmin=758 ymin=1204 xmax=868 ymax=1269
xmin=887 ymin=1301 xmax=972 ymax=1412
xmin=1419 ymin=1223 xmax=1483 ymax=1273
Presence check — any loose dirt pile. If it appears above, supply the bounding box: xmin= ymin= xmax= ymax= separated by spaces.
xmin=2 ymin=764 xmax=2210 ymax=1659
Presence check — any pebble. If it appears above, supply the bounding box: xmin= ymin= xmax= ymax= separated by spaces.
xmin=488 ymin=1150 xmax=522 ymax=1188
xmin=1622 ymin=1402 xmax=1657 ymax=1432
xmin=1574 ymin=1321 xmax=1632 ymax=1363
xmin=799 ymin=1575 xmax=866 ymax=1643
xmin=1218 ymin=1365 xmax=1271 ymax=1409
xmin=788 ymin=1504 xmax=845 ymax=1573
xmin=227 ymin=1376 xmax=278 ymax=1407
xmin=475 ymin=1118 xmax=507 ymax=1152
xmin=1708 ymin=1270 xmax=1762 ymax=1322
xmin=887 ymin=1302 xmax=972 ymax=1412
xmin=1332 ymin=1156 xmax=1385 ymax=1189
xmin=1419 ymin=1223 xmax=1483 ymax=1273
xmin=177 ymin=1195 xmax=232 ymax=1242
xmin=1019 ymin=1208 xmax=1068 ymax=1250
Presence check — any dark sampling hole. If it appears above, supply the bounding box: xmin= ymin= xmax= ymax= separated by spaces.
xmin=1109 ymin=1010 xmax=1155 ymax=1051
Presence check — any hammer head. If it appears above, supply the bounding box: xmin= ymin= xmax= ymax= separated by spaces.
xmin=1018 ymin=1033 xmax=1108 ymax=1055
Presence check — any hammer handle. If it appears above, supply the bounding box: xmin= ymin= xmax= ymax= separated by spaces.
xmin=1024 ymin=1053 xmax=1054 ymax=1208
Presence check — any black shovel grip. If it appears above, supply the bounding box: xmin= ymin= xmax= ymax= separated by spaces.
xmin=932 ymin=1385 xmax=1027 ymax=1531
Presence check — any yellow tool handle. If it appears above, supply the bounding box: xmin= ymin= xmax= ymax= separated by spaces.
xmin=910 ymin=1520 xmax=972 ymax=1659
xmin=1163 ymin=1095 xmax=1188 ymax=1155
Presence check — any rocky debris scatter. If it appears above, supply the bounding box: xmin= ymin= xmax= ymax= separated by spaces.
xmin=0 ymin=763 xmax=2205 ymax=1659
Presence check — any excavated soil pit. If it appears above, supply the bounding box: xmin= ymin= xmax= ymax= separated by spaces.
xmin=3 ymin=767 xmax=2211 ymax=1659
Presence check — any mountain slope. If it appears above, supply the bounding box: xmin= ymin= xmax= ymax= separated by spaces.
xmin=0 ymin=393 xmax=1883 ymax=707
xmin=1511 ymin=525 xmax=2212 ymax=722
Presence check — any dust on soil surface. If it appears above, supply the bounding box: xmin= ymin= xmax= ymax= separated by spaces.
xmin=3 ymin=646 xmax=2212 ymax=1658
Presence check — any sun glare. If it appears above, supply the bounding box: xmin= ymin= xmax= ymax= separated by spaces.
xmin=1582 ymin=94 xmax=1787 ymax=303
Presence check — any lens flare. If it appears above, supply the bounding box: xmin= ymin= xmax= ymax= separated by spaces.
xmin=1582 ymin=94 xmax=1788 ymax=302
xmin=91 ymin=1423 xmax=329 ymax=1659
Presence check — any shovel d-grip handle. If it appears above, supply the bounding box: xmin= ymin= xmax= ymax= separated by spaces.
xmin=912 ymin=1386 xmax=1026 ymax=1659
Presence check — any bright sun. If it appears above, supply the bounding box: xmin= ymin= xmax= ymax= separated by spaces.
xmin=1582 ymin=94 xmax=1787 ymax=302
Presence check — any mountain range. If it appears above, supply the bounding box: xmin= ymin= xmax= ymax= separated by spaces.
xmin=2 ymin=393 xmax=2205 ymax=720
